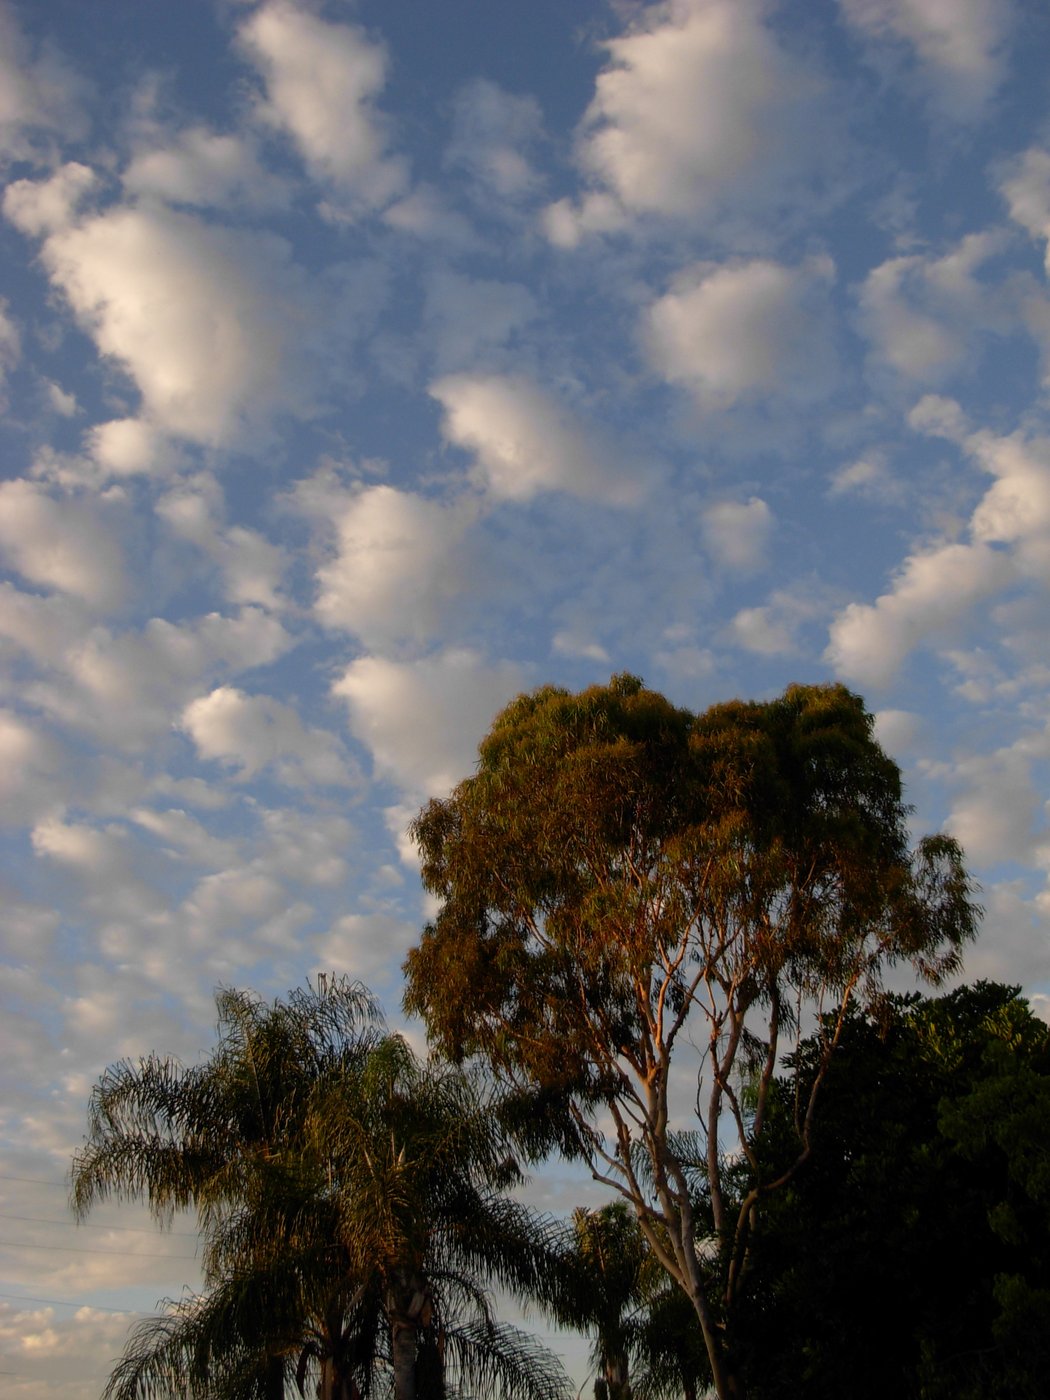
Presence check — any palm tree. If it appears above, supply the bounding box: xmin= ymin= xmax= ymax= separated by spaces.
xmin=71 ymin=978 xmax=570 ymax=1400
xmin=554 ymin=1203 xmax=710 ymax=1400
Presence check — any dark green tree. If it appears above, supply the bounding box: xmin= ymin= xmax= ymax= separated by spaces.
xmin=71 ymin=978 xmax=570 ymax=1400
xmin=404 ymin=676 xmax=979 ymax=1400
xmin=738 ymin=981 xmax=1050 ymax=1399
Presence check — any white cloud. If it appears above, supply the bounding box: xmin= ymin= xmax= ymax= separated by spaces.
xmin=872 ymin=707 xmax=923 ymax=756
xmin=87 ymin=417 xmax=174 ymax=478
xmin=828 ymin=402 xmax=1050 ymax=686
xmin=255 ymin=807 xmax=353 ymax=888
xmin=0 ymin=479 xmax=127 ymax=609
xmin=182 ymin=865 xmax=288 ymax=941
xmin=3 ymin=161 xmax=96 ymax=236
xmin=445 ymin=78 xmax=545 ymax=203
xmin=0 ymin=2 xmax=89 ymax=160
xmin=4 ymin=606 xmax=293 ymax=750
xmin=30 ymin=815 xmax=168 ymax=923
xmin=1001 ymin=147 xmax=1050 ymax=274
xmin=644 ymin=256 xmax=838 ymax=409
xmin=0 ymin=297 xmax=20 ymax=389
xmin=332 ymin=649 xmax=525 ymax=799
xmin=828 ymin=451 xmax=906 ymax=505
xmin=962 ymin=880 xmax=1050 ymax=987
xmin=827 ymin=540 xmax=1012 ymax=687
xmin=314 ymin=911 xmax=418 ymax=982
xmin=130 ymin=806 xmax=240 ymax=869
xmin=702 ymin=497 xmax=774 ymax=573
xmin=729 ymin=585 xmax=825 ymax=656
xmin=549 ymin=0 xmax=832 ymax=239
xmin=22 ymin=196 xmax=317 ymax=447
xmin=156 ymin=475 xmax=287 ymax=610
xmin=181 ymin=685 xmax=357 ymax=788
xmin=0 ymin=709 xmax=67 ymax=826
xmin=123 ymin=127 xmax=288 ymax=210
xmin=381 ymin=184 xmax=479 ymax=249
xmin=838 ymin=0 xmax=1011 ymax=113
xmin=45 ymin=379 xmax=77 ymax=416
xmin=312 ymin=483 xmax=479 ymax=645
xmin=238 ymin=0 xmax=407 ymax=212
xmin=858 ymin=232 xmax=1012 ymax=382
xmin=423 ymin=270 xmax=538 ymax=373
xmin=431 ymin=372 xmax=644 ymax=503
xmin=946 ymin=745 xmax=1044 ymax=867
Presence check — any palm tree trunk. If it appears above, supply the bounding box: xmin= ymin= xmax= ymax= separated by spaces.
xmin=390 ymin=1319 xmax=417 ymax=1400
xmin=388 ymin=1272 xmax=435 ymax=1400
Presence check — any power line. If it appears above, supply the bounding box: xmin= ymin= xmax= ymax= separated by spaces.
xmin=0 ymin=1173 xmax=67 ymax=1187
xmin=0 ymin=1289 xmax=150 ymax=1315
xmin=0 ymin=1211 xmax=198 ymax=1239
xmin=0 ymin=1238 xmax=198 ymax=1261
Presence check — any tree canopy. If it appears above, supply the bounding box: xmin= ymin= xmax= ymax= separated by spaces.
xmin=71 ymin=977 xmax=570 ymax=1400
xmin=738 ymin=980 xmax=1050 ymax=1399
xmin=404 ymin=675 xmax=979 ymax=1400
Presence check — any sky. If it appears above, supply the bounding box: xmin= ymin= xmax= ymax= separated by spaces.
xmin=2 ymin=0 xmax=1050 ymax=1392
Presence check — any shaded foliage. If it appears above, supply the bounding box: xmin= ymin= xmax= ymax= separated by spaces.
xmin=739 ymin=981 xmax=1050 ymax=1400
xmin=72 ymin=978 xmax=570 ymax=1400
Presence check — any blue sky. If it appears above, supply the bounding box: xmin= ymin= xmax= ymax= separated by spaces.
xmin=2 ymin=0 xmax=1050 ymax=1392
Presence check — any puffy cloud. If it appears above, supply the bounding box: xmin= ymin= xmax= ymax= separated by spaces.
xmin=181 ymin=685 xmax=357 ymax=788
xmin=86 ymin=417 xmax=175 ymax=479
xmin=3 ymin=161 xmax=96 ymax=236
xmin=962 ymin=880 xmax=1050 ymax=988
xmin=0 ymin=297 xmax=20 ymax=386
xmin=423 ymin=270 xmax=538 ymax=373
xmin=31 ymin=815 xmax=169 ymax=923
xmin=123 ymin=127 xmax=289 ymax=210
xmin=156 ymin=476 xmax=287 ymax=610
xmin=332 ymin=649 xmax=525 ymax=799
xmin=130 ymin=806 xmax=240 ymax=870
xmin=431 ymin=372 xmax=644 ymax=503
xmin=238 ymin=0 xmax=407 ymax=211
xmin=46 ymin=380 xmax=78 ymax=416
xmin=548 ymin=0 xmax=833 ymax=239
xmin=19 ymin=195 xmax=317 ymax=447
xmin=838 ymin=0 xmax=1011 ymax=113
xmin=1001 ymin=147 xmax=1050 ymax=274
xmin=828 ymin=451 xmax=906 ymax=506
xmin=314 ymin=911 xmax=418 ymax=982
xmin=826 ymin=541 xmax=1013 ymax=687
xmin=702 ymin=497 xmax=774 ymax=573
xmin=644 ymin=256 xmax=838 ymax=409
xmin=312 ymin=483 xmax=479 ymax=645
xmin=445 ymin=78 xmax=545 ymax=203
xmin=181 ymin=864 xmax=289 ymax=943
xmin=827 ymin=404 xmax=1050 ymax=686
xmin=0 ymin=2 xmax=90 ymax=159
xmin=0 ymin=603 xmax=293 ymax=749
xmin=946 ymin=742 xmax=1045 ymax=867
xmin=857 ymin=232 xmax=1013 ymax=382
xmin=381 ymin=184 xmax=479 ymax=249
xmin=872 ymin=708 xmax=923 ymax=756
xmin=0 ymin=709 xmax=67 ymax=826
xmin=0 ymin=479 xmax=127 ymax=609
xmin=727 ymin=583 xmax=830 ymax=657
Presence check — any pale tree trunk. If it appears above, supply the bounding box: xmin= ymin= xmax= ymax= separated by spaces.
xmin=388 ymin=1272 xmax=435 ymax=1400
xmin=390 ymin=1318 xmax=418 ymax=1400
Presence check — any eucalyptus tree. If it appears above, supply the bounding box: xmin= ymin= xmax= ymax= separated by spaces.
xmin=71 ymin=978 xmax=570 ymax=1400
xmin=404 ymin=676 xmax=979 ymax=1400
